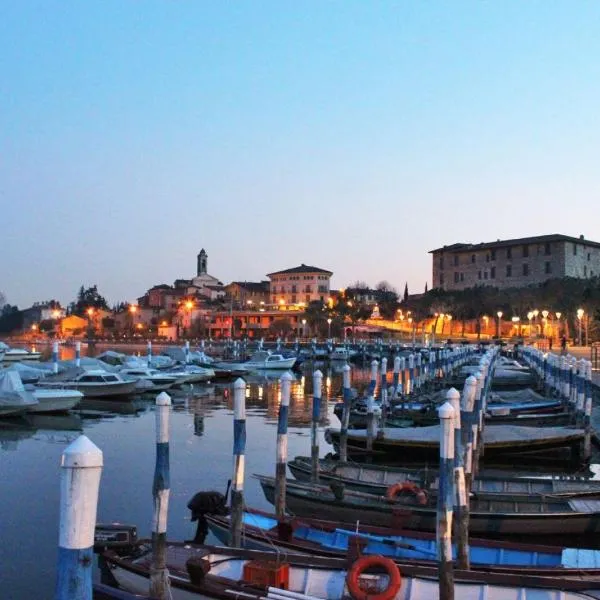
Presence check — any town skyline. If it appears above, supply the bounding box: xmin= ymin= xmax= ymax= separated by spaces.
xmin=2 ymin=3 xmax=599 ymax=308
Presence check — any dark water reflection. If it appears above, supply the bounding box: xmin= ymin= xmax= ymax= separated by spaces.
xmin=0 ymin=347 xmax=360 ymax=599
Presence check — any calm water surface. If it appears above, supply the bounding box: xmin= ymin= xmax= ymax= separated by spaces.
xmin=0 ymin=343 xmax=375 ymax=599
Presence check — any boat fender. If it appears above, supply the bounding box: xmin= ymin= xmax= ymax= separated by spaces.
xmin=346 ymin=555 xmax=401 ymax=600
xmin=186 ymin=556 xmax=211 ymax=585
xmin=385 ymin=482 xmax=428 ymax=506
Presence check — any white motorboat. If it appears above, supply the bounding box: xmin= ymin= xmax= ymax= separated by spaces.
xmin=216 ymin=351 xmax=296 ymax=371
xmin=37 ymin=368 xmax=138 ymax=398
xmin=118 ymin=367 xmax=179 ymax=392
xmin=0 ymin=371 xmax=39 ymax=416
xmin=0 ymin=341 xmax=42 ymax=362
xmin=171 ymin=364 xmax=215 ymax=383
xmin=328 ymin=346 xmax=356 ymax=361
xmin=29 ymin=388 xmax=83 ymax=413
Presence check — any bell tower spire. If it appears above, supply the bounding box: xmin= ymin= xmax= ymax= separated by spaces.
xmin=197 ymin=249 xmax=208 ymax=276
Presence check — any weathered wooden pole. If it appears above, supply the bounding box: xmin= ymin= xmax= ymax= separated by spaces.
xmin=275 ymin=372 xmax=292 ymax=519
xmin=392 ymin=356 xmax=400 ymax=399
xmin=366 ymin=395 xmax=376 ymax=452
xmin=53 ymin=341 xmax=59 ymax=373
xmin=311 ymin=370 xmax=323 ymax=483
xmin=461 ymin=375 xmax=477 ymax=493
xmin=368 ymin=359 xmax=378 ymax=396
xmin=75 ymin=341 xmax=81 ymax=368
xmin=407 ymin=354 xmax=415 ymax=395
xmin=150 ymin=391 xmax=171 ymax=600
xmin=437 ymin=402 xmax=455 ymax=600
xmin=230 ymin=378 xmax=246 ymax=547
xmin=380 ymin=357 xmax=388 ymax=402
xmin=185 ymin=341 xmax=190 ymax=364
xmin=340 ymin=364 xmax=352 ymax=462
xmin=55 ymin=435 xmax=103 ymax=600
xmin=584 ymin=360 xmax=593 ymax=462
xmin=400 ymin=357 xmax=406 ymax=396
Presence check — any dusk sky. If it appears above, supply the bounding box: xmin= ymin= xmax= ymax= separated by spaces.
xmin=2 ymin=2 xmax=599 ymax=308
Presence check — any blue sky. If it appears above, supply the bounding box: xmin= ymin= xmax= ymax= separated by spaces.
xmin=2 ymin=2 xmax=599 ymax=307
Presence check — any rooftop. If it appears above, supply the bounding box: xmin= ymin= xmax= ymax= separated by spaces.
xmin=267 ymin=263 xmax=333 ymax=277
xmin=429 ymin=234 xmax=600 ymax=253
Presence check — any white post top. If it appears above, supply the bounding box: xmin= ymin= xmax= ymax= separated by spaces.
xmin=313 ymin=369 xmax=323 ymax=398
xmin=280 ymin=372 xmax=292 ymax=406
xmin=446 ymin=387 xmax=460 ymax=403
xmin=381 ymin=357 xmax=387 ymax=370
xmin=147 ymin=341 xmax=152 ymax=348
xmin=371 ymin=359 xmax=379 ymax=367
xmin=233 ymin=378 xmax=246 ymax=419
xmin=313 ymin=369 xmax=323 ymax=382
xmin=233 ymin=377 xmax=246 ymax=390
xmin=53 ymin=341 xmax=59 ymax=352
xmin=465 ymin=375 xmax=477 ymax=387
xmin=61 ymin=435 xmax=103 ymax=469
xmin=438 ymin=402 xmax=455 ymax=420
xmin=394 ymin=356 xmax=401 ymax=370
xmin=75 ymin=341 xmax=81 ymax=350
xmin=156 ymin=391 xmax=171 ymax=406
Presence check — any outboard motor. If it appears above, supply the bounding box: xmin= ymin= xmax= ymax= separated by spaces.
xmin=187 ymin=490 xmax=229 ymax=544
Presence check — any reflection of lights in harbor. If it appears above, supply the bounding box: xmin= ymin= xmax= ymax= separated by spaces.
xmin=326 ymin=376 xmax=331 ymax=389
xmin=258 ymin=386 xmax=263 ymax=400
xmin=245 ymin=386 xmax=250 ymax=398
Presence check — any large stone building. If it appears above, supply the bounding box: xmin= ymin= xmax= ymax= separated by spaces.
xmin=430 ymin=234 xmax=600 ymax=291
xmin=267 ymin=264 xmax=333 ymax=306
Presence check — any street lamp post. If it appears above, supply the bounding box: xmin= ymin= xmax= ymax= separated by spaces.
xmin=301 ymin=318 xmax=307 ymax=339
xmin=577 ymin=308 xmax=584 ymax=346
xmin=527 ymin=312 xmax=533 ymax=339
xmin=511 ymin=316 xmax=520 ymax=337
xmin=496 ymin=311 xmax=503 ymax=338
xmin=532 ymin=309 xmax=539 ymax=337
xmin=327 ymin=318 xmax=332 ymax=340
xmin=555 ymin=311 xmax=562 ymax=341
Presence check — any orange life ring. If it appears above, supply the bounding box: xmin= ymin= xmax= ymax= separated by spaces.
xmin=385 ymin=482 xmax=428 ymax=506
xmin=346 ymin=555 xmax=402 ymax=600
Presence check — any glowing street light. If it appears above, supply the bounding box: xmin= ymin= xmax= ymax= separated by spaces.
xmin=301 ymin=318 xmax=307 ymax=338
xmin=496 ymin=311 xmax=503 ymax=337
xmin=327 ymin=317 xmax=332 ymax=339
xmin=527 ymin=311 xmax=534 ymax=338
xmin=511 ymin=316 xmax=520 ymax=336
xmin=577 ymin=308 xmax=584 ymax=346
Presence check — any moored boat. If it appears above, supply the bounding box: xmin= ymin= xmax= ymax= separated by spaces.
xmin=36 ymin=367 xmax=138 ymax=398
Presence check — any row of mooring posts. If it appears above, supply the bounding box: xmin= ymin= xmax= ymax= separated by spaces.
xmin=437 ymin=347 xmax=498 ymax=600
xmin=521 ymin=346 xmax=593 ymax=461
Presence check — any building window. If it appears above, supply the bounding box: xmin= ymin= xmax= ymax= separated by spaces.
xmin=478 ymin=271 xmax=482 ymax=280
xmin=522 ymin=264 xmax=529 ymax=276
xmin=506 ymin=265 xmax=512 ymax=277
xmin=291 ymin=285 xmax=297 ymax=293
xmin=491 ymin=250 xmax=496 ymax=261
xmin=573 ymin=244 xmax=577 ymax=256
xmin=490 ymin=267 xmax=496 ymax=279
xmin=584 ymin=265 xmax=588 ymax=276
xmin=471 ymin=254 xmax=476 ymax=263
xmin=545 ymin=262 xmax=551 ymax=274
xmin=588 ymin=253 xmax=591 ymax=261
xmin=523 ymin=245 xmax=529 ymax=258
xmin=305 ymin=295 xmax=310 ymax=303
xmin=486 ymin=254 xmax=490 ymax=263
xmin=544 ymin=242 xmax=551 ymax=255
xmin=507 ymin=248 xmax=512 ymax=259
xmin=484 ymin=271 xmax=488 ymax=280
xmin=460 ymin=273 xmax=464 ymax=282
xmin=291 ymin=295 xmax=297 ymax=303
xmin=440 ymin=274 xmax=444 ymax=285
xmin=454 ymin=272 xmax=459 ymax=283
xmin=453 ymin=255 xmax=459 ymax=266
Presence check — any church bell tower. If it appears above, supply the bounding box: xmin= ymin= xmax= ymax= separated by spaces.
xmin=197 ymin=249 xmax=208 ymax=276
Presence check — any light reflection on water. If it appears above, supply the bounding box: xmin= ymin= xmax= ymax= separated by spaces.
xmin=0 ymin=347 xmax=359 ymax=600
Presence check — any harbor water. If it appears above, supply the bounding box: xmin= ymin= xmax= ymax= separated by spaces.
xmin=0 ymin=344 xmax=373 ymax=600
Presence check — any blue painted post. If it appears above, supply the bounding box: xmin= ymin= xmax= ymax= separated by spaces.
xmin=392 ymin=356 xmax=400 ymax=399
xmin=275 ymin=372 xmax=292 ymax=519
xmin=380 ymin=357 xmax=387 ymax=403
xmin=407 ymin=354 xmax=415 ymax=395
xmin=185 ymin=341 xmax=190 ymax=364
xmin=147 ymin=341 xmax=153 ymax=367
xmin=576 ymin=359 xmax=585 ymax=427
xmin=150 ymin=391 xmax=171 ymax=599
xmin=462 ymin=375 xmax=477 ymax=494
xmin=415 ymin=353 xmax=421 ymax=391
xmin=311 ymin=370 xmax=323 ymax=483
xmin=75 ymin=342 xmax=81 ymax=368
xmin=437 ymin=402 xmax=455 ymax=599
xmin=366 ymin=395 xmax=376 ymax=452
xmin=368 ymin=359 xmax=378 ymax=396
xmin=340 ymin=364 xmax=352 ymax=463
xmin=400 ymin=358 xmax=406 ymax=396
xmin=53 ymin=341 xmax=59 ymax=374
xmin=230 ymin=378 xmax=246 ymax=547
xmin=276 ymin=337 xmax=281 ymax=352
xmin=55 ymin=435 xmax=103 ymax=600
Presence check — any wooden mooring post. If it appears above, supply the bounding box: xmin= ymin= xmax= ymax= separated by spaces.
xmin=340 ymin=364 xmax=352 ymax=462
xmin=150 ymin=391 xmax=171 ymax=600
xmin=275 ymin=372 xmax=292 ymax=519
xmin=311 ymin=370 xmax=323 ymax=483
xmin=75 ymin=341 xmax=81 ymax=367
xmin=230 ymin=378 xmax=246 ymax=547
xmin=437 ymin=402 xmax=455 ymax=600
xmin=55 ymin=435 xmax=103 ymax=600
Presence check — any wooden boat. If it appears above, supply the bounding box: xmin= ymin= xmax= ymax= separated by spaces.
xmin=288 ymin=456 xmax=600 ymax=498
xmin=256 ymin=475 xmax=600 ymax=538
xmin=99 ymin=541 xmax=600 ymax=600
xmin=324 ymin=424 xmax=585 ymax=464
xmin=206 ymin=507 xmax=600 ymax=576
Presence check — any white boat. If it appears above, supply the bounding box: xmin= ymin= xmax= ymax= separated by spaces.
xmin=37 ymin=368 xmax=138 ymax=398
xmin=171 ymin=364 xmax=215 ymax=383
xmin=0 ymin=371 xmax=39 ymax=416
xmin=29 ymin=388 xmax=83 ymax=412
xmin=328 ymin=346 xmax=356 ymax=361
xmin=119 ymin=367 xmax=179 ymax=392
xmin=216 ymin=351 xmax=296 ymax=371
xmin=0 ymin=342 xmax=42 ymax=362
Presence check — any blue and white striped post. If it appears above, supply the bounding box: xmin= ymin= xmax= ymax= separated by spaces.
xmin=380 ymin=357 xmax=387 ymax=403
xmin=185 ymin=341 xmax=190 ymax=364
xmin=366 ymin=395 xmax=376 ymax=452
xmin=392 ymin=356 xmax=400 ymax=399
xmin=340 ymin=364 xmax=352 ymax=463
xmin=150 ymin=391 xmax=171 ymax=599
xmin=368 ymin=360 xmax=378 ymax=396
xmin=584 ymin=360 xmax=593 ymax=462
xmin=230 ymin=378 xmax=246 ymax=547
xmin=400 ymin=358 xmax=406 ymax=396
xmin=437 ymin=402 xmax=455 ymax=600
xmin=275 ymin=372 xmax=292 ymax=519
xmin=55 ymin=435 xmax=103 ymax=600
xmin=75 ymin=342 xmax=81 ymax=368
xmin=147 ymin=341 xmax=153 ymax=367
xmin=53 ymin=341 xmax=59 ymax=374
xmin=461 ymin=375 xmax=477 ymax=494
xmin=576 ymin=359 xmax=585 ymax=427
xmin=407 ymin=354 xmax=415 ymax=395
xmin=415 ymin=354 xmax=422 ymax=391
xmin=311 ymin=370 xmax=323 ymax=483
